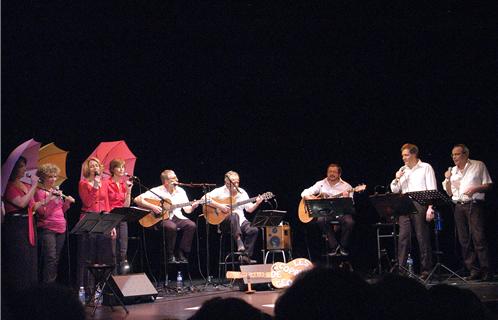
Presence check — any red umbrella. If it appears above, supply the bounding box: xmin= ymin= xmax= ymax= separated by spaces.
xmin=1 ymin=139 xmax=41 ymax=196
xmin=81 ymin=140 xmax=137 ymax=180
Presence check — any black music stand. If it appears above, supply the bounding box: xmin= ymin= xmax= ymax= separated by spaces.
xmin=251 ymin=209 xmax=286 ymax=228
xmin=370 ymin=193 xmax=418 ymax=276
xmin=407 ymin=190 xmax=466 ymax=283
xmin=305 ymin=198 xmax=355 ymax=219
xmin=110 ymin=206 xmax=150 ymax=223
xmin=70 ymin=212 xmax=124 ymax=235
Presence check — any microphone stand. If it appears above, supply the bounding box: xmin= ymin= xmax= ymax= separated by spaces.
xmin=131 ymin=176 xmax=175 ymax=294
xmin=224 ymin=175 xmax=239 ymax=286
xmin=201 ymin=184 xmax=217 ymax=290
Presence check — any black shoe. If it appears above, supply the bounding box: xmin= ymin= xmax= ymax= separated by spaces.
xmin=239 ymin=255 xmax=255 ymax=265
xmin=420 ymin=271 xmax=430 ymax=281
xmin=167 ymin=256 xmax=177 ymax=263
xmin=465 ymin=271 xmax=480 ymax=281
xmin=481 ymin=272 xmax=494 ymax=282
xmin=177 ymin=251 xmax=188 ymax=263
xmin=236 ymin=239 xmax=245 ymax=252
xmin=339 ymin=247 xmax=349 ymax=256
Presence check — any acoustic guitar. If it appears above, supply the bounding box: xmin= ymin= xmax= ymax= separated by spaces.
xmin=203 ymin=192 xmax=275 ymax=225
xmin=298 ymin=184 xmax=366 ymax=223
xmin=226 ymin=258 xmax=313 ymax=289
xmin=139 ymin=198 xmax=210 ymax=228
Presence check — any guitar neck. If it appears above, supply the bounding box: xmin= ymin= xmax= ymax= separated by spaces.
xmin=170 ymin=200 xmax=196 ymax=210
xmin=232 ymin=196 xmax=259 ymax=207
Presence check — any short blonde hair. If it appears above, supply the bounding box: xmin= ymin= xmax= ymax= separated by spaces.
xmin=224 ymin=170 xmax=239 ymax=184
xmin=109 ymin=158 xmax=125 ymax=176
xmin=160 ymin=169 xmax=175 ymax=183
xmin=82 ymin=157 xmax=104 ymax=178
xmin=37 ymin=163 xmax=61 ymax=181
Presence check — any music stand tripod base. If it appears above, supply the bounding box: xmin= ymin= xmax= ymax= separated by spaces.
xmin=407 ymin=190 xmax=467 ymax=284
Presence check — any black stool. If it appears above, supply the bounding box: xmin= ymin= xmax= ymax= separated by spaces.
xmin=87 ymin=264 xmax=128 ymax=316
xmin=217 ymin=230 xmax=244 ymax=281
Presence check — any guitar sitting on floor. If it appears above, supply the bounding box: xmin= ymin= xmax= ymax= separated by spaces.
xmin=203 ymin=192 xmax=275 ymax=225
xmin=139 ymin=198 xmax=210 ymax=228
xmin=298 ymin=184 xmax=366 ymax=223
xmin=226 ymin=258 xmax=313 ymax=289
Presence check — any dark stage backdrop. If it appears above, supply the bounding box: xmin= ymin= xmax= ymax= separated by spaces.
xmin=2 ymin=3 xmax=497 ymax=282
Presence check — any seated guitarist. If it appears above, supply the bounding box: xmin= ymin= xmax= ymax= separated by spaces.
xmin=300 ymin=163 xmax=354 ymax=256
xmin=134 ymin=170 xmax=198 ymax=263
xmin=207 ymin=171 xmax=263 ymax=264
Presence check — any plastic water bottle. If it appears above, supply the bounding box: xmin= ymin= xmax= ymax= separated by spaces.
xmin=176 ymin=271 xmax=183 ymax=290
xmin=78 ymin=286 xmax=86 ymax=305
xmin=407 ymin=254 xmax=414 ymax=276
xmin=435 ymin=211 xmax=443 ymax=231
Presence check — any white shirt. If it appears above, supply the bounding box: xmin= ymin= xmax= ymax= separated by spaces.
xmin=207 ymin=185 xmax=252 ymax=226
xmin=301 ymin=178 xmax=353 ymax=198
xmin=390 ymin=160 xmax=437 ymax=194
xmin=139 ymin=185 xmax=190 ymax=220
xmin=442 ymin=159 xmax=492 ymax=202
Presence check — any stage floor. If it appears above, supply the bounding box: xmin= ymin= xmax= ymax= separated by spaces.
xmin=88 ymin=277 xmax=498 ymax=320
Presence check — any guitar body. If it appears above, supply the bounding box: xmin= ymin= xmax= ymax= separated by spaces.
xmin=271 ymin=258 xmax=313 ymax=288
xmin=139 ymin=198 xmax=172 ymax=228
xmin=203 ymin=197 xmax=234 ymax=225
xmin=204 ymin=192 xmax=275 ymax=225
xmin=298 ymin=198 xmax=313 ymax=223
xmin=226 ymin=258 xmax=313 ymax=290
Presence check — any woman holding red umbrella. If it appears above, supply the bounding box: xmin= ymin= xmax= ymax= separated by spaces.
xmin=77 ymin=157 xmax=113 ymax=292
xmin=34 ymin=163 xmax=75 ymax=283
xmin=1 ymin=156 xmax=39 ymax=294
xmin=107 ymin=158 xmax=133 ymax=273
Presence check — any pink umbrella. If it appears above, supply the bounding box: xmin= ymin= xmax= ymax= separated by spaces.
xmin=1 ymin=139 xmax=42 ymax=196
xmin=81 ymin=140 xmax=137 ymax=180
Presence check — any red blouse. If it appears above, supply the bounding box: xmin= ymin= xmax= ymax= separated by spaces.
xmin=107 ymin=179 xmax=128 ymax=210
xmin=78 ymin=179 xmax=110 ymax=213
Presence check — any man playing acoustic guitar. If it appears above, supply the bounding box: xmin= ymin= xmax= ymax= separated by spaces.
xmin=134 ymin=170 xmax=198 ymax=263
xmin=206 ymin=171 xmax=264 ymax=264
xmin=301 ymin=163 xmax=358 ymax=256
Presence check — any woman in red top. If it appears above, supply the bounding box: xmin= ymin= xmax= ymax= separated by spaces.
xmin=107 ymin=158 xmax=133 ymax=273
xmin=1 ymin=156 xmax=39 ymax=294
xmin=35 ymin=163 xmax=75 ymax=283
xmin=77 ymin=157 xmax=113 ymax=292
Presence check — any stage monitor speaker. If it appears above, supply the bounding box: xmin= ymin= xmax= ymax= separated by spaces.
xmin=266 ymin=225 xmax=291 ymax=250
xmin=103 ymin=273 xmax=158 ymax=306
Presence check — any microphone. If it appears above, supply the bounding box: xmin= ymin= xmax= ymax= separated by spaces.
xmin=125 ymin=173 xmax=138 ymax=180
xmin=400 ymin=166 xmax=407 ymax=172
xmin=173 ymin=182 xmax=189 ymax=187
xmin=95 ymin=171 xmax=100 ymax=176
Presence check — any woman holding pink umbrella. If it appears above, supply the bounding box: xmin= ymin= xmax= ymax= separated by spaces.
xmin=34 ymin=163 xmax=76 ymax=283
xmin=107 ymin=158 xmax=133 ymax=273
xmin=77 ymin=157 xmax=113 ymax=292
xmin=1 ymin=156 xmax=39 ymax=293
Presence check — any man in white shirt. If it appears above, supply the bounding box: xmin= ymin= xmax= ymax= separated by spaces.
xmin=134 ymin=170 xmax=198 ymax=263
xmin=442 ymin=144 xmax=493 ymax=281
xmin=390 ymin=143 xmax=436 ymax=279
xmin=206 ymin=171 xmax=263 ymax=264
xmin=301 ymin=163 xmax=354 ymax=256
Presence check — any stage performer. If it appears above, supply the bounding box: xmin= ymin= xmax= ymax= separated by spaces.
xmin=134 ymin=169 xmax=197 ymax=263
xmin=442 ymin=144 xmax=493 ymax=281
xmin=206 ymin=171 xmax=263 ymax=264
xmin=107 ymin=158 xmax=133 ymax=273
xmin=77 ymin=157 xmax=113 ymax=292
xmin=390 ymin=143 xmax=436 ymax=280
xmin=301 ymin=163 xmax=355 ymax=256
xmin=35 ymin=163 xmax=75 ymax=283
xmin=1 ymin=157 xmax=39 ymax=294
